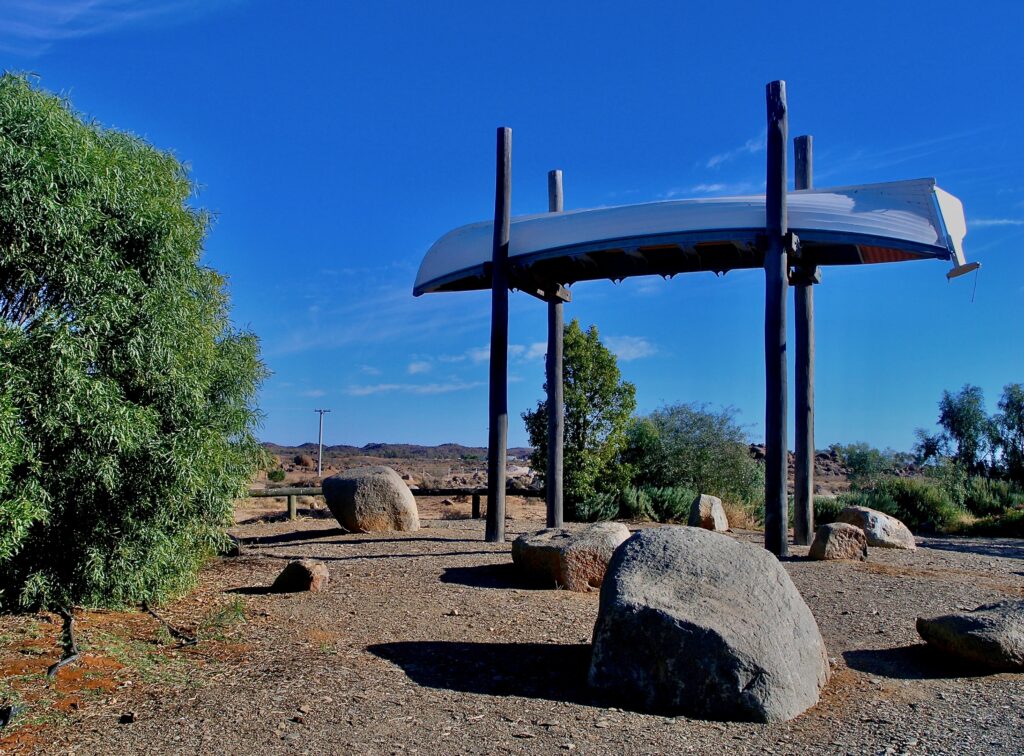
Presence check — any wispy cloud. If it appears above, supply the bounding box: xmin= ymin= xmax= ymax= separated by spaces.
xmin=407 ymin=360 xmax=431 ymax=375
xmin=0 ymin=0 xmax=242 ymax=56
xmin=301 ymin=389 xmax=326 ymax=398
xmin=705 ymin=132 xmax=766 ymax=169
xmin=662 ymin=181 xmax=756 ymax=199
xmin=970 ymin=218 xmax=1024 ymax=228
xmin=358 ymin=364 xmax=382 ymax=376
xmin=344 ymin=381 xmax=485 ymax=397
xmin=605 ymin=335 xmax=657 ymax=361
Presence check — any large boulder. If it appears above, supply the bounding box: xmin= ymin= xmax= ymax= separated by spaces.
xmin=836 ymin=506 xmax=915 ymax=550
xmin=511 ymin=523 xmax=630 ymax=592
xmin=688 ymin=494 xmax=729 ymax=532
xmin=917 ymin=600 xmax=1024 ymax=671
xmin=322 ymin=466 xmax=419 ymax=532
xmin=808 ymin=522 xmax=868 ymax=561
xmin=589 ymin=526 xmax=829 ymax=722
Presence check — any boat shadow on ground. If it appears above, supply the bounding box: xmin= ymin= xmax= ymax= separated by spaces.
xmin=439 ymin=563 xmax=559 ymax=591
xmin=368 ymin=641 xmax=600 ymax=706
xmin=842 ymin=644 xmax=994 ymax=680
xmin=918 ymin=537 xmax=1024 ymax=561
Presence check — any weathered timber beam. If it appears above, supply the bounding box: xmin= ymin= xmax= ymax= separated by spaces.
xmin=764 ymin=80 xmax=790 ymax=558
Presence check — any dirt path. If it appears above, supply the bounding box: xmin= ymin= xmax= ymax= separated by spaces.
xmin=3 ymin=509 xmax=1023 ymax=755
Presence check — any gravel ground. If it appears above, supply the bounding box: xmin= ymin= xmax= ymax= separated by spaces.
xmin=4 ymin=507 xmax=1023 ymax=755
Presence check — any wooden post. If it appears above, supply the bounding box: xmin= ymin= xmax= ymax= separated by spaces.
xmin=287 ymin=494 xmax=297 ymax=521
xmin=546 ymin=169 xmax=565 ymax=529
xmin=764 ymin=81 xmax=789 ymax=557
xmin=472 ymin=492 xmax=481 ymax=519
xmin=793 ymin=135 xmax=816 ymax=546
xmin=485 ymin=127 xmax=511 ymax=543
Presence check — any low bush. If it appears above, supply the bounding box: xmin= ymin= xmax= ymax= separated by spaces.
xmin=267 ymin=469 xmax=286 ymax=483
xmin=836 ymin=477 xmax=965 ymax=533
xmin=812 ymin=496 xmax=846 ymax=526
xmin=957 ymin=507 xmax=1024 ymax=538
xmin=643 ymin=486 xmax=695 ymax=523
xmin=962 ymin=477 xmax=1024 ymax=517
xmin=575 ymin=492 xmax=619 ymax=522
xmin=616 ymin=486 xmax=654 ymax=521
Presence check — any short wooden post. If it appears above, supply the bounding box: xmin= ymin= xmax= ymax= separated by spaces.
xmin=287 ymin=494 xmax=297 ymax=521
xmin=764 ymin=81 xmax=790 ymax=557
xmin=485 ymin=127 xmax=511 ymax=543
xmin=546 ymin=169 xmax=565 ymax=529
xmin=472 ymin=492 xmax=481 ymax=519
xmin=793 ymin=134 xmax=816 ymax=546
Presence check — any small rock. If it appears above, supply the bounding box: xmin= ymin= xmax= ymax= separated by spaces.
xmin=808 ymin=522 xmax=868 ymax=561
xmin=271 ymin=559 xmax=330 ymax=592
xmin=687 ymin=494 xmax=729 ymax=532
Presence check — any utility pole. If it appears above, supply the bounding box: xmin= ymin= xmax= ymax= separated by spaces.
xmin=314 ymin=409 xmax=331 ymax=477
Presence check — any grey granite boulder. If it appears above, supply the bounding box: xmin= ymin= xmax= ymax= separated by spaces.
xmin=688 ymin=494 xmax=729 ymax=532
xmin=836 ymin=506 xmax=915 ymax=550
xmin=511 ymin=523 xmax=631 ymax=591
xmin=322 ymin=466 xmax=419 ymax=532
xmin=808 ymin=522 xmax=868 ymax=561
xmin=917 ymin=600 xmax=1024 ymax=671
xmin=589 ymin=526 xmax=829 ymax=722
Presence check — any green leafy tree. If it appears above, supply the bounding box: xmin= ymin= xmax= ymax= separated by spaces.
xmin=522 ymin=320 xmax=636 ymax=519
xmin=995 ymin=383 xmax=1024 ymax=483
xmin=641 ymin=403 xmax=764 ymax=505
xmin=0 ymin=75 xmax=266 ymax=609
xmin=937 ymin=384 xmax=988 ymax=473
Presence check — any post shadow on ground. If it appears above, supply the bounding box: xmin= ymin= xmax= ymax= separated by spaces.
xmin=439 ymin=562 xmax=563 ymax=590
xmin=842 ymin=644 xmax=994 ymax=680
xmin=369 ymin=641 xmax=601 ymax=706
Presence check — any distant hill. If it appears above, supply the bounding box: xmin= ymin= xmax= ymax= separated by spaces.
xmin=262 ymin=441 xmax=533 ymax=460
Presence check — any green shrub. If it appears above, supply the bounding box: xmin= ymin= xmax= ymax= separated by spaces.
xmin=643 ymin=485 xmax=695 ymax=523
xmin=616 ymin=486 xmax=653 ymax=520
xmin=962 ymin=477 xmax=1024 ymax=517
xmin=812 ymin=496 xmax=846 ymax=526
xmin=620 ymin=403 xmax=764 ymax=509
xmin=849 ymin=477 xmax=964 ymax=533
xmin=267 ymin=469 xmax=286 ymax=483
xmin=0 ymin=76 xmax=266 ymax=609
xmin=574 ymin=492 xmax=619 ymax=522
xmin=959 ymin=508 xmax=1024 ymax=538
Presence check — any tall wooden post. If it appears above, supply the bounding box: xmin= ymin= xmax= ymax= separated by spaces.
xmin=793 ymin=135 xmax=816 ymax=546
xmin=764 ymin=81 xmax=790 ymax=557
xmin=546 ymin=169 xmax=565 ymax=529
xmin=486 ymin=127 xmax=512 ymax=543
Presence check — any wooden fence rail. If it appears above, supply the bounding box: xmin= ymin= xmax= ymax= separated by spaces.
xmin=241 ymin=486 xmax=544 ymax=521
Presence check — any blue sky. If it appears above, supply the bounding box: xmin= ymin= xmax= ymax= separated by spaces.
xmin=3 ymin=1 xmax=1022 ymax=450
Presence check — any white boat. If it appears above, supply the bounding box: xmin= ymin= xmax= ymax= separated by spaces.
xmin=414 ymin=179 xmax=974 ymax=296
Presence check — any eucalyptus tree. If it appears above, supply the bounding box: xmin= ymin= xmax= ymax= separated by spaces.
xmin=0 ymin=75 xmax=266 ymax=609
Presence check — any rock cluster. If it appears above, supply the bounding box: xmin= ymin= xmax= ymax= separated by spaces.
xmin=322 ymin=466 xmax=419 ymax=533
xmin=512 ymin=523 xmax=630 ymax=591
xmin=589 ymin=526 xmax=829 ymax=722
